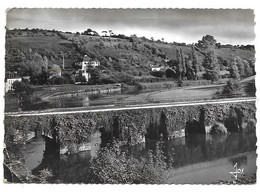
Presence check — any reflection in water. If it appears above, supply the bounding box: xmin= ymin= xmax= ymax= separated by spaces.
xmin=24 ymin=133 xmax=256 ymax=184
xmin=24 ymin=136 xmax=45 ymax=170
xmin=50 ymin=95 xmax=90 ymax=109
xmin=20 ymin=88 xmax=161 ymax=111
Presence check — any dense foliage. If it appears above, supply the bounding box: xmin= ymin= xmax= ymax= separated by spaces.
xmin=88 ymin=141 xmax=173 ymax=184
xmin=214 ymin=78 xmax=255 ymax=99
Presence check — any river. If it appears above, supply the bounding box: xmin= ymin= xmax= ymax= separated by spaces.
xmin=24 ymin=132 xmax=256 ymax=184
xmin=19 ymin=84 xmax=222 ymax=111
xmin=20 ymin=88 xmax=155 ymax=111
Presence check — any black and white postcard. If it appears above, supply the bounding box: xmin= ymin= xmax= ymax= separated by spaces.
xmin=1 ymin=1 xmax=258 ymax=190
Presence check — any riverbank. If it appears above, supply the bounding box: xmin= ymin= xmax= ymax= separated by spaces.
xmin=139 ymin=78 xmax=229 ymax=90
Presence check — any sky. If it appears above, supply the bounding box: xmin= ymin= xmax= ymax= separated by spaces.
xmin=6 ymin=8 xmax=255 ymax=45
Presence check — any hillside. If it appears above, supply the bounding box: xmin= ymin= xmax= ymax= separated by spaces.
xmin=5 ymin=29 xmax=255 ymax=85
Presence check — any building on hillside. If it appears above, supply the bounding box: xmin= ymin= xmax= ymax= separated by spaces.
xmin=219 ymin=70 xmax=230 ymax=79
xmin=74 ymin=69 xmax=91 ymax=83
xmin=48 ymin=64 xmax=62 ymax=79
xmin=22 ymin=76 xmax=31 ymax=83
xmin=74 ymin=55 xmax=100 ymax=83
xmin=5 ymin=71 xmax=22 ymax=93
xmin=164 ymin=57 xmax=170 ymax=63
xmin=150 ymin=64 xmax=162 ymax=72
xmin=74 ymin=55 xmax=100 ymax=69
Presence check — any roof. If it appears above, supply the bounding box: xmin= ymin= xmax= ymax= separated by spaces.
xmin=150 ymin=64 xmax=161 ymax=68
xmin=49 ymin=64 xmax=61 ymax=70
xmin=219 ymin=70 xmax=230 ymax=75
xmin=5 ymin=72 xmax=21 ymax=79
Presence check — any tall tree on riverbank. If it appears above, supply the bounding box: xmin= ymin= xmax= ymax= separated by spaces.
xmin=176 ymin=48 xmax=186 ymax=80
xmin=180 ymin=48 xmax=186 ymax=79
xmin=203 ymin=50 xmax=220 ymax=82
xmin=229 ymin=57 xmax=240 ymax=80
xmin=191 ymin=45 xmax=200 ymax=79
xmin=176 ymin=49 xmax=183 ymax=79
xmin=244 ymin=60 xmax=253 ymax=77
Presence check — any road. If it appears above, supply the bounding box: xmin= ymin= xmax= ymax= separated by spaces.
xmin=5 ymin=97 xmax=256 ymax=117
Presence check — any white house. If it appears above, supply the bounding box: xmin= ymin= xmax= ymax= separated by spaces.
xmin=150 ymin=64 xmax=162 ymax=72
xmin=5 ymin=72 xmax=22 ymax=93
xmin=75 ymin=55 xmax=100 ymax=69
xmin=74 ymin=55 xmax=100 ymax=83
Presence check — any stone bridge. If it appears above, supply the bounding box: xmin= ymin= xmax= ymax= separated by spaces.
xmin=4 ymin=99 xmax=256 ymax=155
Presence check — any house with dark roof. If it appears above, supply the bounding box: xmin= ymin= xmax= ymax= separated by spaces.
xmin=48 ymin=64 xmax=62 ymax=79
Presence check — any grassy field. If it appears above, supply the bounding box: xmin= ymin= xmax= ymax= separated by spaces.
xmin=123 ymin=84 xmax=223 ymax=104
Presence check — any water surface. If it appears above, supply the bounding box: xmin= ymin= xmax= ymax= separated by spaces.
xmin=25 ymin=133 xmax=257 ymax=184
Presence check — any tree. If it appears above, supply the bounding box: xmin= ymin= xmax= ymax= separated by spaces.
xmin=229 ymin=58 xmax=240 ymax=80
xmin=198 ymin=35 xmax=217 ymax=50
xmin=186 ymin=59 xmax=195 ymax=80
xmin=243 ymin=60 xmax=253 ymax=77
xmin=176 ymin=49 xmax=183 ymax=79
xmin=12 ymin=81 xmax=34 ymax=107
xmin=221 ymin=79 xmax=240 ymax=97
xmin=88 ymin=141 xmax=173 ymax=184
xmin=180 ymin=48 xmax=186 ymax=79
xmin=244 ymin=80 xmax=256 ymax=96
xmin=102 ymin=31 xmax=108 ymax=37
xmin=203 ymin=50 xmax=220 ymax=82
xmin=43 ymin=55 xmax=48 ymax=71
xmin=191 ymin=45 xmax=199 ymax=78
xmin=82 ymin=28 xmax=99 ymax=36
xmin=85 ymin=28 xmax=93 ymax=34
xmin=37 ymin=70 xmax=48 ymax=85
xmin=89 ymin=68 xmax=102 ymax=84
xmin=248 ymin=59 xmax=256 ymax=75
xmin=235 ymin=57 xmax=245 ymax=78
xmin=108 ymin=30 xmax=113 ymax=37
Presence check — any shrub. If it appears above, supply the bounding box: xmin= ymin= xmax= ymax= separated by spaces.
xmin=215 ymin=79 xmax=241 ymax=98
xmin=224 ymin=107 xmax=242 ymax=133
xmin=99 ymin=41 xmax=105 ymax=47
xmin=88 ymin=141 xmax=173 ymax=184
xmin=245 ymin=119 xmax=256 ymax=133
xmin=244 ymin=80 xmax=256 ymax=97
xmin=209 ymin=122 xmax=228 ymax=135
xmin=38 ymin=169 xmax=54 ymax=183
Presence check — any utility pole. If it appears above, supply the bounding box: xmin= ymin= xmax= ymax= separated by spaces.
xmin=62 ymin=52 xmax=65 ymax=70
